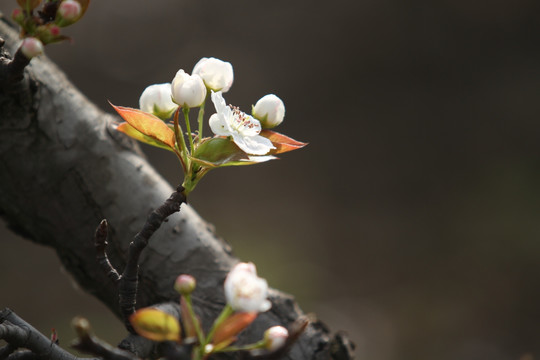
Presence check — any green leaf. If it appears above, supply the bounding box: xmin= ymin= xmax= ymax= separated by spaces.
xmin=191 ymin=137 xmax=249 ymax=168
xmin=191 ymin=137 xmax=278 ymax=168
xmin=116 ymin=123 xmax=175 ymax=152
xmin=110 ymin=103 xmax=176 ymax=150
xmin=260 ymin=130 xmax=307 ymax=155
xmin=129 ymin=308 xmax=181 ymax=342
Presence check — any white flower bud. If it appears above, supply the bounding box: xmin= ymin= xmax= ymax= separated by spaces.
xmin=224 ymin=262 xmax=271 ymax=313
xmin=252 ymin=94 xmax=285 ymax=129
xmin=171 ymin=70 xmax=207 ymax=108
xmin=192 ymin=57 xmax=234 ymax=93
xmin=139 ymin=83 xmax=178 ymax=119
xmin=264 ymin=326 xmax=289 ymax=351
xmin=20 ymin=37 xmax=44 ymax=59
xmin=57 ymin=0 xmax=82 ymax=22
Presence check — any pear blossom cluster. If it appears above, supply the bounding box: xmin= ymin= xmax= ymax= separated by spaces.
xmin=12 ymin=0 xmax=88 ymax=59
xmin=112 ymin=56 xmax=304 ymax=196
xmin=139 ymin=57 xmax=286 ymax=156
xmin=130 ymin=262 xmax=293 ymax=359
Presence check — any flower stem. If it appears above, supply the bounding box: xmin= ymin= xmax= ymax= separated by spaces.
xmin=205 ymin=304 xmax=234 ymax=346
xmin=173 ymin=108 xmax=189 ymax=166
xmin=197 ymin=94 xmax=208 ymax=142
xmin=183 ymin=107 xmax=195 ymax=154
xmin=183 ymin=294 xmax=205 ymax=346
xmin=219 ymin=340 xmax=266 ymax=353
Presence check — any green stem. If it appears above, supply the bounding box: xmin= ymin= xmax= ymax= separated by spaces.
xmin=205 ymin=304 xmax=234 ymax=345
xmin=218 ymin=340 xmax=266 ymax=353
xmin=173 ymin=108 xmax=189 ymax=167
xmin=197 ymin=93 xmax=208 ymax=142
xmin=184 ymin=294 xmax=205 ymax=346
xmin=183 ymin=107 xmax=195 ymax=154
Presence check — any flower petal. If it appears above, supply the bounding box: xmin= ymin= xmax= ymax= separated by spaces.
xmin=209 ymin=113 xmax=231 ymax=136
xmin=232 ymin=133 xmax=275 ymax=155
xmin=211 ymin=91 xmax=230 ymax=115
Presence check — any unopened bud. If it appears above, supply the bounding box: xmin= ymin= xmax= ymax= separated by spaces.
xmin=139 ymin=83 xmax=178 ymax=119
xmin=72 ymin=316 xmax=91 ymax=338
xmin=252 ymin=94 xmax=285 ymax=129
xmin=36 ymin=25 xmax=61 ymax=44
xmin=57 ymin=0 xmax=82 ymax=25
xmin=171 ymin=70 xmax=207 ymax=108
xmin=192 ymin=57 xmax=234 ymax=93
xmin=11 ymin=9 xmax=24 ymax=25
xmin=20 ymin=37 xmax=44 ymax=59
xmin=263 ymin=326 xmax=288 ymax=351
xmin=174 ymin=274 xmax=196 ymax=295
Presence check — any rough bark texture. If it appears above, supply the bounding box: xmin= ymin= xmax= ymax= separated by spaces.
xmin=0 ymin=16 xmax=352 ymax=360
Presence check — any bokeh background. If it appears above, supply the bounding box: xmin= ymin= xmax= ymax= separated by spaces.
xmin=2 ymin=0 xmax=540 ymax=359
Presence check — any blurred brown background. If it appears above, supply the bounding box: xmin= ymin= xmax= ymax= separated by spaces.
xmin=2 ymin=0 xmax=540 ymax=359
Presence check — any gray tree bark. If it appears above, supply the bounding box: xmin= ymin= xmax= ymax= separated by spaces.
xmin=0 ymin=15 xmax=352 ymax=360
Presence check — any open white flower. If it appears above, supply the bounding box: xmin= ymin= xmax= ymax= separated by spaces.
xmin=224 ymin=262 xmax=271 ymax=313
xmin=192 ymin=57 xmax=234 ymax=92
xmin=209 ymin=91 xmax=275 ymax=155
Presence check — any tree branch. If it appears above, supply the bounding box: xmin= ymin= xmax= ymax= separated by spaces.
xmin=0 ymin=13 xmax=353 ymax=360
xmin=0 ymin=309 xmax=94 ymax=360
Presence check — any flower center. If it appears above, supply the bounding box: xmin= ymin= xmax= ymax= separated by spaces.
xmin=229 ymin=105 xmax=257 ymax=132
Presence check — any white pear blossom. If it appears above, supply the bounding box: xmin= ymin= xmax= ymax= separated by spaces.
xmin=209 ymin=91 xmax=275 ymax=155
xmin=252 ymin=94 xmax=285 ymax=129
xmin=264 ymin=326 xmax=289 ymax=351
xmin=192 ymin=57 xmax=234 ymax=92
xmin=139 ymin=83 xmax=178 ymax=119
xmin=171 ymin=70 xmax=207 ymax=108
xmin=224 ymin=262 xmax=271 ymax=313
xmin=20 ymin=37 xmax=44 ymax=59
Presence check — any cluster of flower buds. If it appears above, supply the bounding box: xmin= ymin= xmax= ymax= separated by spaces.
xmin=12 ymin=0 xmax=89 ymax=59
xmin=112 ymin=56 xmax=305 ymax=196
xmin=129 ymin=262 xmax=296 ymax=359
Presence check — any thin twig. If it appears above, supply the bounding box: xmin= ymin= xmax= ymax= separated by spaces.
xmin=71 ymin=317 xmax=139 ymax=360
xmin=117 ymin=185 xmax=186 ymax=332
xmin=94 ymin=219 xmax=121 ymax=283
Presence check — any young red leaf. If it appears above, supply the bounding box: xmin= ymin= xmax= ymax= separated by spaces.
xmin=129 ymin=308 xmax=181 ymax=342
xmin=110 ymin=103 xmax=176 ymax=150
xmin=116 ymin=122 xmax=175 ymax=152
xmin=212 ymin=312 xmax=257 ymax=346
xmin=260 ymin=130 xmax=307 ymax=155
xmin=180 ymin=296 xmax=200 ymax=339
